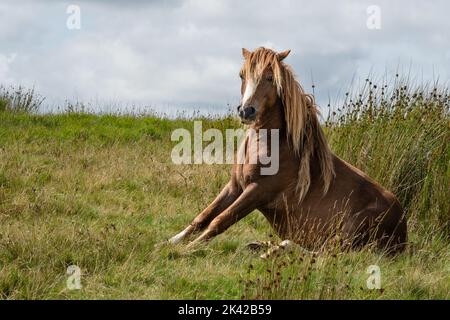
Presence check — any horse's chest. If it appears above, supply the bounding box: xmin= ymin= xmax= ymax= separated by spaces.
xmin=235 ymin=133 xmax=264 ymax=189
xmin=236 ymin=163 xmax=259 ymax=189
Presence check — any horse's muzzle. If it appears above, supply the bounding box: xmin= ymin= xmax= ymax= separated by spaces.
xmin=237 ymin=105 xmax=256 ymax=122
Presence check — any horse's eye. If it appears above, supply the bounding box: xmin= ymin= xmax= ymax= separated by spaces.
xmin=239 ymin=73 xmax=244 ymax=80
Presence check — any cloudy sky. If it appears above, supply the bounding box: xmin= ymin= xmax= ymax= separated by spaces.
xmin=0 ymin=0 xmax=449 ymax=115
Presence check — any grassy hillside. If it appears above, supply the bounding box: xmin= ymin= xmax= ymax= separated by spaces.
xmin=0 ymin=80 xmax=449 ymax=299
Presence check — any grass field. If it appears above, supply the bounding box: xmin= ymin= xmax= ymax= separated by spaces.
xmin=0 ymin=80 xmax=449 ymax=299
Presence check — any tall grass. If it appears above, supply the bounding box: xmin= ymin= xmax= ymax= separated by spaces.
xmin=0 ymin=85 xmax=44 ymax=113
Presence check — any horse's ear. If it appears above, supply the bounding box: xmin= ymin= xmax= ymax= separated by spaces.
xmin=277 ymin=49 xmax=291 ymax=61
xmin=242 ymin=48 xmax=251 ymax=59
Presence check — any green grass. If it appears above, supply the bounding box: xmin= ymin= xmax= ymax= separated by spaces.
xmin=0 ymin=80 xmax=449 ymax=299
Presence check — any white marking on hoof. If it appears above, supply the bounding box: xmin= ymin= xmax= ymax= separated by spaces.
xmin=168 ymin=228 xmax=189 ymax=244
xmin=259 ymin=240 xmax=295 ymax=259
xmin=279 ymin=240 xmax=294 ymax=250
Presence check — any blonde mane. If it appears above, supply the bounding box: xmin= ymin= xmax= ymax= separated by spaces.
xmin=241 ymin=47 xmax=335 ymax=201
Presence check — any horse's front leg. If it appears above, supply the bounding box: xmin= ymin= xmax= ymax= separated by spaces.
xmin=168 ymin=181 xmax=241 ymax=244
xmin=187 ymin=183 xmax=261 ymax=247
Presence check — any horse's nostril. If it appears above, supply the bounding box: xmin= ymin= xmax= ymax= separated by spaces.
xmin=239 ymin=106 xmax=256 ymax=120
xmin=237 ymin=104 xmax=241 ymax=112
xmin=245 ymin=107 xmax=256 ymax=118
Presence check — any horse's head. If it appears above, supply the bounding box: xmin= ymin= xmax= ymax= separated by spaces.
xmin=237 ymin=47 xmax=290 ymax=124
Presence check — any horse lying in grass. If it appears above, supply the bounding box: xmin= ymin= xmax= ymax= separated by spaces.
xmin=169 ymin=47 xmax=407 ymax=255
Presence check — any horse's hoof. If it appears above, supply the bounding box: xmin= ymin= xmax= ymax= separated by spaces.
xmin=246 ymin=241 xmax=270 ymax=252
xmin=168 ymin=228 xmax=190 ymax=245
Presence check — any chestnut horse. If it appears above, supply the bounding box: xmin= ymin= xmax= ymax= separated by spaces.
xmin=169 ymin=47 xmax=407 ymax=254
